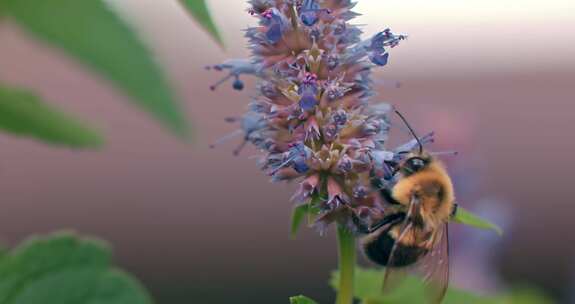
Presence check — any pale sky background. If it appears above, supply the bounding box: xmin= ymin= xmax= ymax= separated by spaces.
xmin=110 ymin=0 xmax=575 ymax=78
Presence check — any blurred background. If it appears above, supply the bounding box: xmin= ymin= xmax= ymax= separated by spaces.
xmin=0 ymin=0 xmax=574 ymax=303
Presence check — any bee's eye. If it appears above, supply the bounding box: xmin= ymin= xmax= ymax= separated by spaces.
xmin=408 ymin=158 xmax=425 ymax=171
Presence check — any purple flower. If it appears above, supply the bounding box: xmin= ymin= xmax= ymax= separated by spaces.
xmin=261 ymin=8 xmax=287 ymax=44
xmin=208 ymin=0 xmax=424 ymax=232
xmin=366 ymin=29 xmax=407 ymax=66
xmin=332 ymin=110 xmax=348 ymax=126
xmin=299 ymin=0 xmax=326 ymax=26
xmin=300 ymin=0 xmax=319 ymax=26
xmin=298 ymin=72 xmax=319 ymax=110
xmin=369 ymin=52 xmax=389 ymax=67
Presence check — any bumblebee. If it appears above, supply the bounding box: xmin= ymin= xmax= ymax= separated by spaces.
xmin=353 ymin=110 xmax=458 ymax=303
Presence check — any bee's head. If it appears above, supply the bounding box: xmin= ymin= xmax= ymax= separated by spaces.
xmin=401 ymin=152 xmax=433 ymax=176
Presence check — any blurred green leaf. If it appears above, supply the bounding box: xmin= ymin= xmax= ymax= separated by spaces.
xmin=0 ymin=84 xmax=103 ymax=148
xmin=331 ymin=267 xmax=552 ymax=304
xmin=290 ymin=203 xmax=320 ymax=239
xmin=330 ymin=266 xmax=489 ymax=303
xmin=499 ymin=287 xmax=554 ymax=304
xmin=330 ymin=266 xmax=382 ymax=300
xmin=330 ymin=267 xmax=485 ymax=303
xmin=289 ymin=295 xmax=319 ymax=304
xmin=0 ymin=232 xmax=152 ymax=304
xmin=452 ymin=206 xmax=503 ymax=236
xmin=179 ymin=0 xmax=224 ymax=47
xmin=1 ymin=0 xmax=189 ymax=138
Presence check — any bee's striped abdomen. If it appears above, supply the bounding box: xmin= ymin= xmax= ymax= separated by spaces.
xmin=362 ymin=228 xmax=429 ymax=267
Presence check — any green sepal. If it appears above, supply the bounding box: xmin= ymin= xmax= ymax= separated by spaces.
xmin=290 ymin=195 xmax=321 ymax=239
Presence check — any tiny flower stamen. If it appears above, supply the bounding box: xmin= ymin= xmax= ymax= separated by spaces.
xmin=207 ymin=59 xmax=257 ymax=91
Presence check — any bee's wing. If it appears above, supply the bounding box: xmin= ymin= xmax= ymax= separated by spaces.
xmin=381 ymin=220 xmax=414 ymax=293
xmin=382 ymin=194 xmax=450 ymax=304
xmin=415 ymin=223 xmax=450 ymax=304
xmin=382 ymin=194 xmax=421 ymax=292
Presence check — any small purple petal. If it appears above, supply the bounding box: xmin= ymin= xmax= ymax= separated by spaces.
xmin=323 ymin=124 xmax=338 ymax=141
xmin=337 ymin=155 xmax=353 ymax=173
xmin=299 ymin=94 xmax=318 ymax=111
xmin=301 ymin=11 xmax=319 ymax=26
xmin=266 ymin=23 xmax=283 ymax=44
xmin=298 ymin=84 xmax=318 ymax=111
xmin=353 ymin=185 xmax=368 ymax=199
xmin=332 ymin=110 xmax=347 ymax=126
xmin=300 ymin=0 xmax=320 ymax=26
xmin=327 ymin=54 xmax=339 ymax=70
xmin=369 ymin=52 xmax=389 ymax=66
xmin=293 ymin=160 xmax=310 ymax=173
xmin=333 ymin=21 xmax=346 ymax=35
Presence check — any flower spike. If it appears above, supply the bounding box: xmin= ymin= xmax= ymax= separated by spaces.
xmin=209 ymin=0 xmax=431 ymax=231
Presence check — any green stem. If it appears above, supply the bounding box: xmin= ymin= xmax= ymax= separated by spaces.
xmin=336 ymin=224 xmax=355 ymax=304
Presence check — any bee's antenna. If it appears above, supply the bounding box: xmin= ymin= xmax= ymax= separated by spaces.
xmin=394 ymin=109 xmax=423 ymax=154
xmin=431 ymin=151 xmax=459 ymax=157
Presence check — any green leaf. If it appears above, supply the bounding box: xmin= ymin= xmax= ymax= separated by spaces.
xmin=0 ymin=232 xmax=153 ymax=304
xmin=0 ymin=85 xmax=104 ymax=148
xmin=289 ymin=295 xmax=318 ymax=304
xmin=179 ymin=0 xmax=224 ymax=47
xmin=499 ymin=287 xmax=554 ymax=304
xmin=331 ymin=267 xmax=553 ymax=304
xmin=452 ymin=206 xmax=503 ymax=236
xmin=331 ymin=267 xmax=496 ymax=304
xmin=2 ymin=0 xmax=189 ymax=138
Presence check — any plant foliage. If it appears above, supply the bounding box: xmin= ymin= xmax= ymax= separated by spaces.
xmin=0 ymin=0 xmax=189 ymax=138
xmin=0 ymin=232 xmax=153 ymax=304
xmin=0 ymin=85 xmax=103 ymax=148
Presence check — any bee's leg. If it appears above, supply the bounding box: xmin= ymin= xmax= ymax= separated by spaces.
xmin=370 ymin=176 xmax=402 ymax=205
xmin=378 ymin=187 xmax=402 ymax=205
xmin=351 ymin=211 xmax=406 ymax=234
xmin=450 ymin=203 xmax=459 ymax=218
xmin=369 ymin=212 xmax=406 ymax=233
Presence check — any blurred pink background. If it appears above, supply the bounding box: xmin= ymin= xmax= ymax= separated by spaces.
xmin=1 ymin=0 xmax=574 ymax=302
